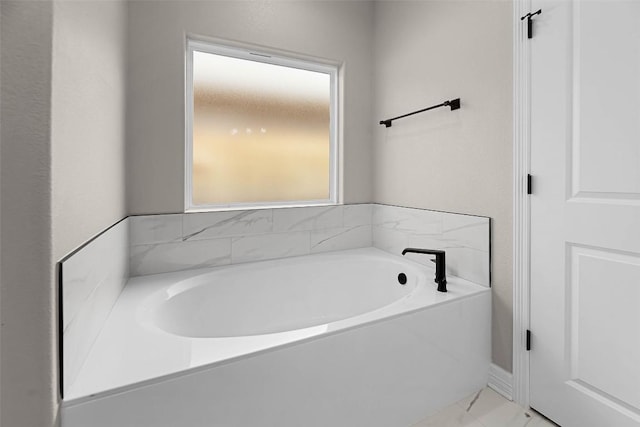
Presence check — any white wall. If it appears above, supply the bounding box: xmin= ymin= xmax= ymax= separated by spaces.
xmin=51 ymin=0 xmax=127 ymax=261
xmin=373 ymin=0 xmax=513 ymax=371
xmin=0 ymin=1 xmax=58 ymax=426
xmin=126 ymin=0 xmax=375 ymax=214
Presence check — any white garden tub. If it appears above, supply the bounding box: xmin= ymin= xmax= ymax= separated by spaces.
xmin=62 ymin=247 xmax=490 ymax=427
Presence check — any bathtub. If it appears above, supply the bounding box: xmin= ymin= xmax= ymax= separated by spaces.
xmin=61 ymin=247 xmax=490 ymax=427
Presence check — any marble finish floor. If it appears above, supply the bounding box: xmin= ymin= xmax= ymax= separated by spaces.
xmin=412 ymin=387 xmax=559 ymax=427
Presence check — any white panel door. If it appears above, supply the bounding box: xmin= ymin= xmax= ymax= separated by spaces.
xmin=530 ymin=1 xmax=640 ymax=426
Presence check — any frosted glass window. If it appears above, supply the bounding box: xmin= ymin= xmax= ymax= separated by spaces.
xmin=187 ymin=41 xmax=337 ymax=209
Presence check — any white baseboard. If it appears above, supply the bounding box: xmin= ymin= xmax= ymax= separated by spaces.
xmin=488 ymin=363 xmax=513 ymax=401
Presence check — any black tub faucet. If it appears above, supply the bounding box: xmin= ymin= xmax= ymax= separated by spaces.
xmin=401 ymin=248 xmax=447 ymax=293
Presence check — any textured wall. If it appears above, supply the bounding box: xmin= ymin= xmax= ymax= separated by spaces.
xmin=1 ymin=1 xmax=128 ymax=425
xmin=126 ymin=0 xmax=375 ymax=214
xmin=51 ymin=0 xmax=127 ymax=261
xmin=372 ymin=0 xmax=513 ymax=372
xmin=0 ymin=1 xmax=58 ymax=425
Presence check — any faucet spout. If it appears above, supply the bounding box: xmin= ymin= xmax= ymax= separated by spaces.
xmin=401 ymin=248 xmax=447 ymax=292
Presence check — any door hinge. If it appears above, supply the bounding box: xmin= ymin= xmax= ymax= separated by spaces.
xmin=526 ymin=329 xmax=532 ymax=351
xmin=521 ymin=9 xmax=542 ymax=39
xmin=527 ymin=174 xmax=532 ymax=195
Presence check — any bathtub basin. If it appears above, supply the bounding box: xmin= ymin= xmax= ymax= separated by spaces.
xmin=62 ymin=247 xmax=490 ymax=427
xmin=153 ymin=250 xmax=423 ymax=338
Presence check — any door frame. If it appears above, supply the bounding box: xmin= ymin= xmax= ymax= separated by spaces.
xmin=512 ymin=0 xmax=532 ymax=408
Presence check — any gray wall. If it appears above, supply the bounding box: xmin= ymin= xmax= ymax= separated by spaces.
xmin=1 ymin=1 xmax=127 ymax=425
xmin=0 ymin=1 xmax=58 ymax=426
xmin=126 ymin=0 xmax=375 ymax=215
xmin=51 ymin=0 xmax=127 ymax=261
xmin=373 ymin=0 xmax=513 ymax=372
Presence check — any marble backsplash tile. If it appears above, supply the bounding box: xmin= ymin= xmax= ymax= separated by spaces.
xmin=130 ymin=238 xmax=232 ymax=276
xmin=130 ymin=204 xmax=374 ymax=276
xmin=372 ymin=205 xmax=490 ymax=287
xmin=127 ymin=204 xmax=489 ymax=287
xmin=129 ymin=214 xmax=182 ymax=246
xmin=231 ymin=231 xmax=311 ymax=264
xmin=373 ymin=204 xmax=443 ymax=235
xmin=272 ymin=205 xmax=343 ymax=232
xmin=343 ymin=204 xmax=373 ymax=227
xmin=311 ymin=225 xmax=372 ymax=254
xmin=182 ymin=209 xmax=272 ymax=241
xmin=60 ymin=218 xmax=129 ymax=396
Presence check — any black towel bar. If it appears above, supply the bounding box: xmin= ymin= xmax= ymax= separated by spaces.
xmin=379 ymin=98 xmax=460 ymax=128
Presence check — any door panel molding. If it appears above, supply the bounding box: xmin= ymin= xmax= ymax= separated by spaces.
xmin=567 ymin=380 xmax=640 ymax=423
xmin=570 ymin=0 xmax=640 ymax=203
xmin=567 ymin=244 xmax=640 ymax=413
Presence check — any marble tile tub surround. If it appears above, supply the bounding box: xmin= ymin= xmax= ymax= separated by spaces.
xmin=61 ymin=218 xmax=129 ymax=396
xmin=129 ymin=203 xmax=490 ymax=287
xmin=129 ymin=204 xmax=373 ymax=276
xmin=373 ymin=204 xmax=490 ymax=287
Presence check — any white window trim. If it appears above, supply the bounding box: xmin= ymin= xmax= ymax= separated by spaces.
xmin=184 ymin=37 xmax=340 ymax=212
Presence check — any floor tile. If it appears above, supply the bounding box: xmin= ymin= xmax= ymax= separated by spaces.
xmin=412 ymin=387 xmax=561 ymax=427
xmin=526 ymin=411 xmax=560 ymax=426
xmin=411 ymin=403 xmax=484 ymax=427
xmin=457 ymin=388 xmax=536 ymax=427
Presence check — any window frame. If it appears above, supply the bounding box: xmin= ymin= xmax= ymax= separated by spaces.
xmin=185 ymin=38 xmax=340 ymax=212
